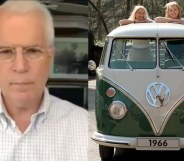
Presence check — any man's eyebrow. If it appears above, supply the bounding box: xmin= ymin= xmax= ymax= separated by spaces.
xmin=0 ymin=44 xmax=43 ymax=48
xmin=0 ymin=46 xmax=12 ymax=48
xmin=23 ymin=44 xmax=43 ymax=47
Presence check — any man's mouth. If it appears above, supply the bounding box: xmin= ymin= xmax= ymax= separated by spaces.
xmin=10 ymin=82 xmax=33 ymax=85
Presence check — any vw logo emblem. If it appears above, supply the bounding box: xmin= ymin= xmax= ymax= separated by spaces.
xmin=146 ymin=82 xmax=171 ymax=107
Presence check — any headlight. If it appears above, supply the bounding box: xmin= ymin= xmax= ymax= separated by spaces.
xmin=109 ymin=101 xmax=128 ymax=119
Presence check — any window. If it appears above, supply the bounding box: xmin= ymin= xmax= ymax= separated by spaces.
xmin=99 ymin=38 xmax=108 ymax=66
xmin=159 ymin=39 xmax=184 ymax=69
xmin=109 ymin=38 xmax=156 ymax=69
xmin=49 ymin=37 xmax=88 ymax=79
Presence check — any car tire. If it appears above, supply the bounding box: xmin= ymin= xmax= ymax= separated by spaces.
xmin=114 ymin=148 xmax=129 ymax=158
xmin=99 ymin=145 xmax=114 ymax=161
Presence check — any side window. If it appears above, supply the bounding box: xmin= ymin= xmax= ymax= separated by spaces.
xmin=109 ymin=39 xmax=156 ymax=69
xmin=99 ymin=38 xmax=108 ymax=66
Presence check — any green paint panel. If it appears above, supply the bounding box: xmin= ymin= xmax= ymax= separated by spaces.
xmin=95 ymin=79 xmax=184 ymax=137
xmin=95 ymin=79 xmax=153 ymax=137
xmin=162 ymin=104 xmax=184 ymax=136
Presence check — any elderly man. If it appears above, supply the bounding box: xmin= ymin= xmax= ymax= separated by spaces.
xmin=0 ymin=0 xmax=87 ymax=161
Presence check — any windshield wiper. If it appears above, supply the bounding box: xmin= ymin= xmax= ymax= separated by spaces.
xmin=163 ymin=42 xmax=184 ymax=70
xmin=116 ymin=46 xmax=133 ymax=71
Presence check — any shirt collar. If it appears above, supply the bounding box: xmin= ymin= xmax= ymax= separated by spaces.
xmin=30 ymin=87 xmax=51 ymax=130
xmin=35 ymin=87 xmax=51 ymax=115
xmin=0 ymin=93 xmax=12 ymax=131
xmin=0 ymin=87 xmax=51 ymax=131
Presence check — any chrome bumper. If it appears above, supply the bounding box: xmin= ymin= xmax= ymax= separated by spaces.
xmin=91 ymin=132 xmax=184 ymax=150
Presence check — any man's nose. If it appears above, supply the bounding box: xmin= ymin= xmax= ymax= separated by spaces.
xmin=12 ymin=48 xmax=29 ymax=73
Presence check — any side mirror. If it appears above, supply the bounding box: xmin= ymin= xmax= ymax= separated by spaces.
xmin=88 ymin=60 xmax=96 ymax=71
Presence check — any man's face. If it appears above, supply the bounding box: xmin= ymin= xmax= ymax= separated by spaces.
xmin=0 ymin=11 xmax=54 ymax=105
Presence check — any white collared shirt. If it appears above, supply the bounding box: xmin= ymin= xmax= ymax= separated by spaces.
xmin=0 ymin=88 xmax=88 ymax=161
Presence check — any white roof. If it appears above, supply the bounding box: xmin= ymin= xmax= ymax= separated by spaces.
xmin=108 ymin=23 xmax=184 ymax=38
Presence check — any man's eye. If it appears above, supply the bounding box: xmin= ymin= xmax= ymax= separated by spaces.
xmin=0 ymin=49 xmax=13 ymax=54
xmin=26 ymin=48 xmax=44 ymax=55
xmin=26 ymin=48 xmax=41 ymax=53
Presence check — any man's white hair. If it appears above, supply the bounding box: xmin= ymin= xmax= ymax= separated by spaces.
xmin=0 ymin=0 xmax=55 ymax=46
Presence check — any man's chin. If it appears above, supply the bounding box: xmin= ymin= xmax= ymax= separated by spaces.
xmin=8 ymin=89 xmax=32 ymax=100
xmin=13 ymin=92 xmax=31 ymax=99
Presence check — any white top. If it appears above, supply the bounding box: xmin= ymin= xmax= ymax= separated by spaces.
xmin=0 ymin=88 xmax=88 ymax=161
xmin=108 ymin=23 xmax=184 ymax=38
xmin=132 ymin=40 xmax=150 ymax=48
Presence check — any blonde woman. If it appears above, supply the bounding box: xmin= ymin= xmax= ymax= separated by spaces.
xmin=119 ymin=5 xmax=153 ymax=26
xmin=154 ymin=1 xmax=184 ymax=24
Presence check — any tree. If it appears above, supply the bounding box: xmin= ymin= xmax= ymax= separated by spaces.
xmin=89 ymin=0 xmax=184 ymax=42
xmin=89 ymin=0 xmax=109 ymax=37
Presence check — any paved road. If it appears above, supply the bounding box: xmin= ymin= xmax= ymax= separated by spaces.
xmin=88 ymin=78 xmax=184 ymax=161
xmin=88 ymin=79 xmax=101 ymax=161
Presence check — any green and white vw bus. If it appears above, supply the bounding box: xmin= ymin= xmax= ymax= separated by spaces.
xmin=91 ymin=23 xmax=184 ymax=160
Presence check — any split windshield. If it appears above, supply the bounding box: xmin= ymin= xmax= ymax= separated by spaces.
xmin=109 ymin=38 xmax=184 ymax=70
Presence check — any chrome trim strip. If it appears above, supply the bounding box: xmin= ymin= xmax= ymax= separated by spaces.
xmin=91 ymin=132 xmax=135 ymax=148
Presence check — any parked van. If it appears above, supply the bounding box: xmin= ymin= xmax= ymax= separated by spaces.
xmin=90 ymin=23 xmax=184 ymax=160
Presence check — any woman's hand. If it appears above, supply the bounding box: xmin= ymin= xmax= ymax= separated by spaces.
xmin=169 ymin=19 xmax=184 ymax=24
xmin=135 ymin=19 xmax=153 ymax=23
